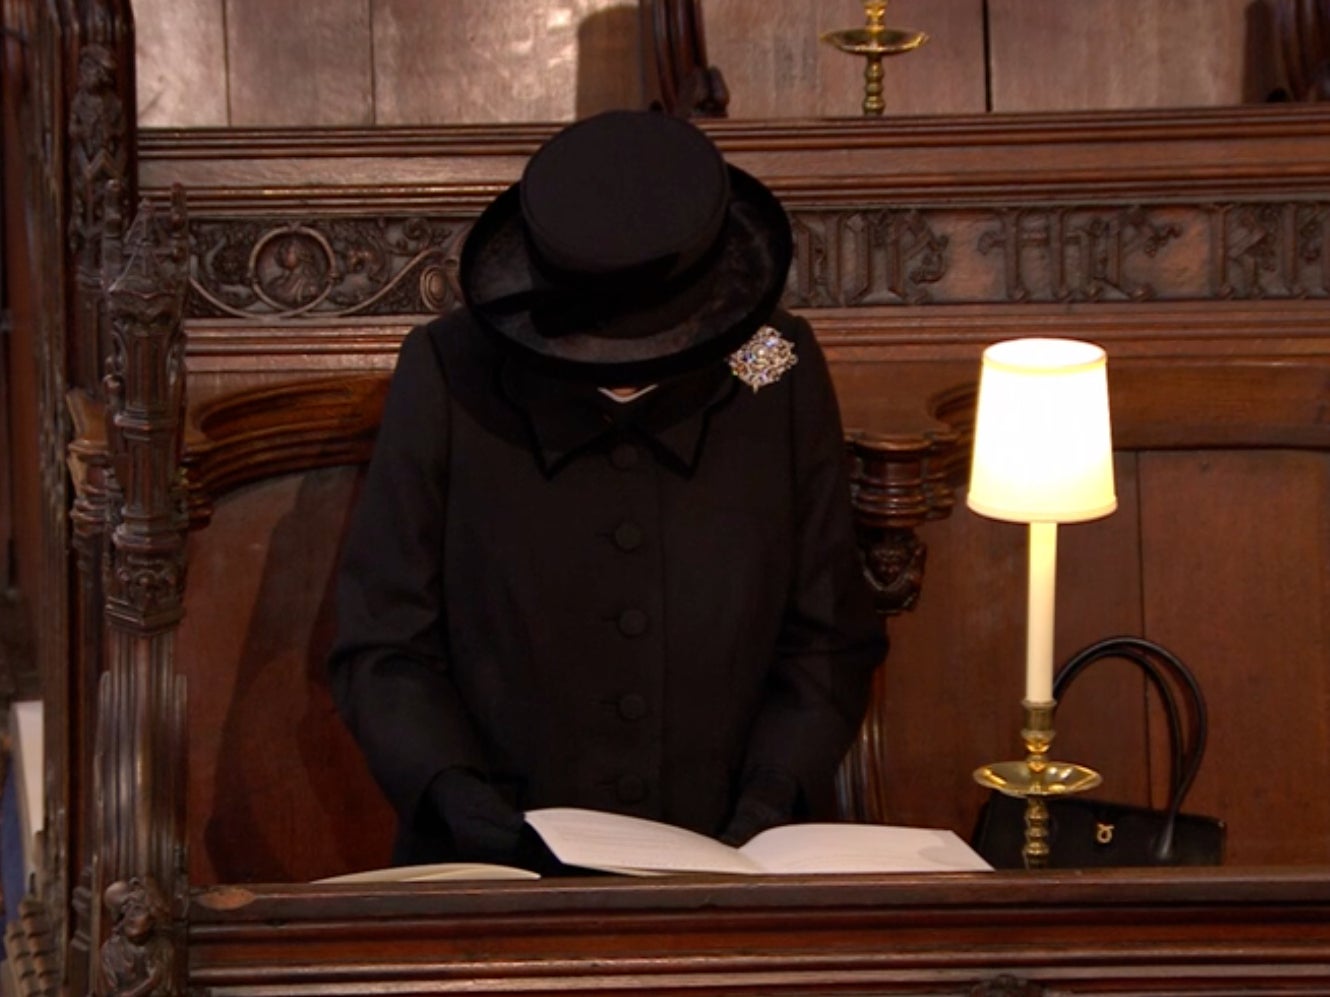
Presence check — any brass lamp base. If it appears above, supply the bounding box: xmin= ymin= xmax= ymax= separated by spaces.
xmin=973 ymin=700 xmax=1102 ymax=869
xmin=973 ymin=759 xmax=1102 ymax=797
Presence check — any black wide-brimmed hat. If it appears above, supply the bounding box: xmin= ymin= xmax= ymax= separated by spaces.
xmin=459 ymin=109 xmax=793 ymax=385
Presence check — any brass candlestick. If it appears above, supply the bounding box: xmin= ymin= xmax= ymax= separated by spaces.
xmin=973 ymin=700 xmax=1102 ymax=868
xmin=820 ymin=1 xmax=928 ymax=116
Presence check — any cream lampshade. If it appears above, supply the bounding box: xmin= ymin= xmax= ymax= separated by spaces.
xmin=968 ymin=337 xmax=1117 ymax=525
xmin=967 ymin=337 xmax=1118 ymax=704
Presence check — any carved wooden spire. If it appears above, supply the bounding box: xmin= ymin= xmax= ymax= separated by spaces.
xmin=90 ymin=185 xmax=191 ymax=997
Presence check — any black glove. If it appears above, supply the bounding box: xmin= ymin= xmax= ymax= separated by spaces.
xmin=425 ymin=768 xmax=570 ymax=874
xmin=720 ymin=768 xmax=799 ymax=846
xmin=426 ymin=768 xmax=525 ymax=864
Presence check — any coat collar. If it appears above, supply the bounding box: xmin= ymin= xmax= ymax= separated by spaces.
xmin=498 ymin=356 xmax=738 ymax=479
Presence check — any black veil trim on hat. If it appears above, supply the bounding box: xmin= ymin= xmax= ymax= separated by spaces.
xmin=458 ymin=111 xmax=793 ymax=385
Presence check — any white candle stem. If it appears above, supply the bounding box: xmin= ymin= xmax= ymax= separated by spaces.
xmin=1026 ymin=521 xmax=1058 ymax=704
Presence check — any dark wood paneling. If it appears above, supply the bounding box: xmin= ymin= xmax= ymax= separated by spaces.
xmin=372 ymin=0 xmax=643 ymax=125
xmin=134 ymin=0 xmax=227 ymax=127
xmin=1138 ymin=450 xmax=1330 ymax=866
xmin=226 ymin=0 xmax=374 ymax=126
xmin=132 ymin=0 xmax=1280 ymax=127
xmin=178 ymin=466 xmax=396 ymax=883
xmin=706 ymin=0 xmax=986 ymax=119
xmin=988 ymin=0 xmax=1266 ymax=111
xmin=185 ymin=870 xmax=1330 ymax=996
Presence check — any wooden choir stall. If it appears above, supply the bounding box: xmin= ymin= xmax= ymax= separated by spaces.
xmin=5 ymin=2 xmax=1330 ymax=995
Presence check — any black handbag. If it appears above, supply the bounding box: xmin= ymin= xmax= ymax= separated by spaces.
xmin=970 ymin=636 xmax=1226 ymax=869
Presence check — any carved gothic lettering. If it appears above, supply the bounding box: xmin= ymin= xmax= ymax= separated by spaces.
xmin=977 ymin=208 xmax=1032 ymax=302
xmin=786 ymin=209 xmax=948 ymax=308
xmin=787 ymin=215 xmax=829 ymax=311
xmin=980 ymin=206 xmax=1180 ymax=303
xmin=1215 ymin=203 xmax=1282 ymax=299
xmin=1298 ymin=203 xmax=1330 ymax=296
xmin=1208 ymin=202 xmax=1330 ymax=299
xmin=890 ymin=209 xmax=949 ymax=303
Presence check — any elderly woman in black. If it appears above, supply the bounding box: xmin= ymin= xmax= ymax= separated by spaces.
xmin=328 ymin=109 xmax=887 ymax=871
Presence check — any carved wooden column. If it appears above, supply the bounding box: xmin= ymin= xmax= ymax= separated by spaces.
xmin=64 ymin=15 xmax=135 ymax=984
xmin=836 ymin=413 xmax=967 ymax=822
xmin=89 ymin=186 xmax=190 ymax=997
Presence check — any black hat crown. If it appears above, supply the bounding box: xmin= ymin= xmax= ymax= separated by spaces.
xmin=460 ymin=109 xmax=792 ymax=384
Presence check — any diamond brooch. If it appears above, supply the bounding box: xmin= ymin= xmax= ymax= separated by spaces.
xmin=727 ymin=325 xmax=798 ymax=392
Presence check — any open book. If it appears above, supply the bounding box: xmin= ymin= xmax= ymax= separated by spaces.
xmin=315 ymin=807 xmax=991 ymax=883
xmin=525 ymin=807 xmax=993 ymax=876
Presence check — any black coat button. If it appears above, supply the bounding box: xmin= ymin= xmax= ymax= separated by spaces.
xmin=617 ymin=608 xmax=648 ymax=637
xmin=609 ymin=443 xmax=639 ymax=469
xmin=613 ymin=522 xmax=643 ymax=550
xmin=618 ymin=693 xmax=647 ymax=720
xmin=616 ymin=774 xmax=647 ymax=802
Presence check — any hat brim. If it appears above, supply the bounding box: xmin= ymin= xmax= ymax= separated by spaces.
xmin=460 ymin=166 xmax=793 ymax=385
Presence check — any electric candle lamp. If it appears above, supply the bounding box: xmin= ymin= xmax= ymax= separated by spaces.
xmin=968 ymin=337 xmax=1117 ymax=867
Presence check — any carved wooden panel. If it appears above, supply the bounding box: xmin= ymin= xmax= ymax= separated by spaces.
xmin=788 ymin=201 xmax=1330 ymax=306
xmin=174 ymin=198 xmax=1329 ymax=334
xmin=186 ymin=217 xmax=465 ymax=320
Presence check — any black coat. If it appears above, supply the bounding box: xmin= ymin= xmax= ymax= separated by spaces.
xmin=328 ymin=307 xmax=887 ymax=862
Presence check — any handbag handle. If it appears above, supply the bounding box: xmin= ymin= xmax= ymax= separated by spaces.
xmin=1053 ymin=636 xmax=1208 ymax=862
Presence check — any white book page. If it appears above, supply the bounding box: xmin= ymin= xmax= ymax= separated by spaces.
xmin=526 ymin=807 xmax=762 ymax=874
xmin=9 ymin=700 xmax=44 ymax=882
xmin=314 ymin=862 xmax=540 ymax=884
xmin=739 ymin=823 xmax=994 ymax=874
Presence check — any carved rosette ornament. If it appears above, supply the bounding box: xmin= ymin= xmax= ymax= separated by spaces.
xmin=89 ymin=186 xmax=192 ymax=997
